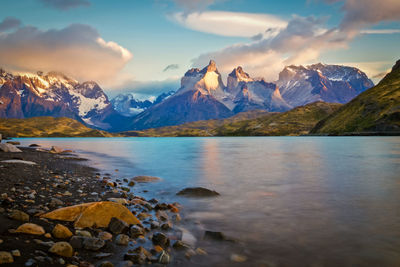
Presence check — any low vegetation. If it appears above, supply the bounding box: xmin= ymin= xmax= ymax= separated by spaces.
xmin=123 ymin=102 xmax=341 ymax=136
xmin=311 ymin=60 xmax=400 ymax=135
xmin=0 ymin=117 xmax=117 ymax=137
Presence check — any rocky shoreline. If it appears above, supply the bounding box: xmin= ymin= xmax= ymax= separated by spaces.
xmin=0 ymin=144 xmax=208 ymax=266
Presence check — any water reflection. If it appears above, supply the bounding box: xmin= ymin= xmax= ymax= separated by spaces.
xmin=16 ymin=137 xmax=400 ymax=266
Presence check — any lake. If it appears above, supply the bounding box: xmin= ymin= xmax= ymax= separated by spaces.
xmin=16 ymin=137 xmax=400 ymax=266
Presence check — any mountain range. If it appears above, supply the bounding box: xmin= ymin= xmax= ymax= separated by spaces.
xmin=0 ymin=60 xmax=374 ymax=131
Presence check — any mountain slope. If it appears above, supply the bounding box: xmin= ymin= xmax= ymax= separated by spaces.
xmin=277 ymin=63 xmax=374 ymax=107
xmin=124 ymin=102 xmax=339 ymax=136
xmin=0 ymin=69 xmax=128 ymax=131
xmin=214 ymin=101 xmax=341 ymax=136
xmin=0 ymin=117 xmax=116 ymax=137
xmin=123 ymin=110 xmax=269 ymax=136
xmin=226 ymin=67 xmax=291 ymax=113
xmin=311 ymin=60 xmax=400 ymax=135
xmin=129 ymin=61 xmax=233 ymax=130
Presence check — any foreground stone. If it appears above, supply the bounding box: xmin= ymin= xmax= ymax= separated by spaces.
xmin=9 ymin=210 xmax=29 ymax=221
xmin=0 ymin=143 xmax=22 ymax=152
xmin=52 ymin=224 xmax=73 ymax=239
xmin=41 ymin=201 xmax=140 ymax=228
xmin=49 ymin=242 xmax=74 ymax=257
xmin=15 ymin=223 xmax=45 ymax=235
xmin=132 ymin=176 xmax=161 ymax=183
xmin=177 ymin=187 xmax=220 ymax=197
xmin=0 ymin=251 xmax=13 ymax=264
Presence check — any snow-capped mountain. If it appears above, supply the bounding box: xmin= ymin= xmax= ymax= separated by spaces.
xmin=111 ymin=90 xmax=174 ymax=117
xmin=226 ymin=67 xmax=291 ymax=113
xmin=277 ymin=63 xmax=374 ymax=107
xmin=129 ymin=61 xmax=233 ymax=130
xmin=0 ymin=68 xmax=128 ymax=130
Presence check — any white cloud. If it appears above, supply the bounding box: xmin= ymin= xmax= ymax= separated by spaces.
xmin=0 ymin=23 xmax=132 ymax=84
xmin=171 ymin=11 xmax=287 ymax=38
xmin=361 ymin=29 xmax=400 ymax=34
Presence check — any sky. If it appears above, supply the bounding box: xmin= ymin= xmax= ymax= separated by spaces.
xmin=0 ymin=0 xmax=399 ymax=98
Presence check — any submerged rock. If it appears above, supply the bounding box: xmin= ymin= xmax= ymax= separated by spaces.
xmin=203 ymin=231 xmax=226 ymax=241
xmin=41 ymin=201 xmax=140 ymax=228
xmin=177 ymin=187 xmax=220 ymax=197
xmin=132 ymin=176 xmax=161 ymax=183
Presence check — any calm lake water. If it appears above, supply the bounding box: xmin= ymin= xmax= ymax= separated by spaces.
xmin=16 ymin=137 xmax=400 ymax=266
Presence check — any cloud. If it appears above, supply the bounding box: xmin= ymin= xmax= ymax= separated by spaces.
xmin=0 ymin=23 xmax=132 ymax=83
xmin=38 ymin=0 xmax=90 ymax=10
xmin=0 ymin=17 xmax=21 ymax=32
xmin=192 ymin=16 xmax=346 ymax=81
xmin=163 ymin=64 xmax=179 ymax=72
xmin=171 ymin=11 xmax=287 ymax=38
xmin=172 ymin=0 xmax=221 ymax=12
xmin=361 ymin=29 xmax=400 ymax=34
xmin=189 ymin=0 xmax=400 ymax=81
xmin=337 ymin=0 xmax=400 ymax=33
xmin=108 ymin=78 xmax=180 ymax=99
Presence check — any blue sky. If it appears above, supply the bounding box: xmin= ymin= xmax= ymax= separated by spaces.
xmin=0 ymin=0 xmax=399 ymax=97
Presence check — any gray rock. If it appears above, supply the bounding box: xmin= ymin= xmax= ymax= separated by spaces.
xmin=70 ymin=236 xmax=85 ymax=249
xmin=0 ymin=143 xmax=22 ymax=152
xmin=83 ymin=237 xmax=106 ymax=251
xmin=115 ymin=234 xmax=129 ymax=246
xmin=95 ymin=253 xmax=112 ymax=259
xmin=129 ymin=225 xmax=144 ymax=238
xmin=118 ymin=260 xmax=133 ymax=267
xmin=158 ymin=250 xmax=170 ymax=264
xmin=9 ymin=210 xmax=29 ymax=221
xmin=177 ymin=187 xmax=220 ymax=197
xmin=173 ymin=240 xmax=191 ymax=250
xmin=152 ymin=232 xmax=170 ymax=247
xmin=108 ymin=217 xmax=129 ymax=234
xmin=25 ymin=258 xmax=36 ymax=266
xmin=99 ymin=261 xmax=114 ymax=267
xmin=124 ymin=253 xmax=146 ymax=265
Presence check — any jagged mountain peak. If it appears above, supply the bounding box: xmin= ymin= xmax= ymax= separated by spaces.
xmin=229 ymin=66 xmax=252 ymax=82
xmin=202 ymin=60 xmax=218 ymax=73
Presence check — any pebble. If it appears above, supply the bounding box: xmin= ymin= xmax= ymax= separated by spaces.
xmin=119 ymin=261 xmax=133 ymax=267
xmin=195 ymin=247 xmax=207 ymax=255
xmin=9 ymin=210 xmax=30 ymax=221
xmin=59 ymin=258 xmax=66 ymax=264
xmin=115 ymin=234 xmax=130 ymax=246
xmin=15 ymin=223 xmax=45 ymax=235
xmin=94 ymin=252 xmax=112 ymax=259
xmin=0 ymin=239 xmax=3 ymax=244
xmin=158 ymin=250 xmax=170 ymax=264
xmin=76 ymin=230 xmax=92 ymax=237
xmin=99 ymin=261 xmax=114 ymax=267
xmin=129 ymin=225 xmax=144 ymax=238
xmin=11 ymin=249 xmax=21 ymax=257
xmin=0 ymin=251 xmax=14 ymax=264
xmin=52 ymin=224 xmax=73 ymax=239
xmin=98 ymin=231 xmax=113 ymax=241
xmin=49 ymin=241 xmax=74 ymax=257
xmin=230 ymin=253 xmax=247 ymax=263
xmin=108 ymin=217 xmax=129 ymax=234
xmin=152 ymin=232 xmax=170 ymax=248
xmin=83 ymin=237 xmax=106 ymax=251
xmin=25 ymin=258 xmax=36 ymax=266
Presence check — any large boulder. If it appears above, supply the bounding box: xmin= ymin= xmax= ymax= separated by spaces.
xmin=41 ymin=201 xmax=140 ymax=228
xmin=177 ymin=187 xmax=220 ymax=197
xmin=0 ymin=143 xmax=22 ymax=152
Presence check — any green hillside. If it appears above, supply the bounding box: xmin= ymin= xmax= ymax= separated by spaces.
xmin=311 ymin=60 xmax=400 ymax=135
xmin=214 ymin=102 xmax=341 ymax=136
xmin=123 ymin=102 xmax=340 ymax=137
xmin=123 ymin=110 xmax=270 ymax=137
xmin=0 ymin=117 xmax=117 ymax=137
